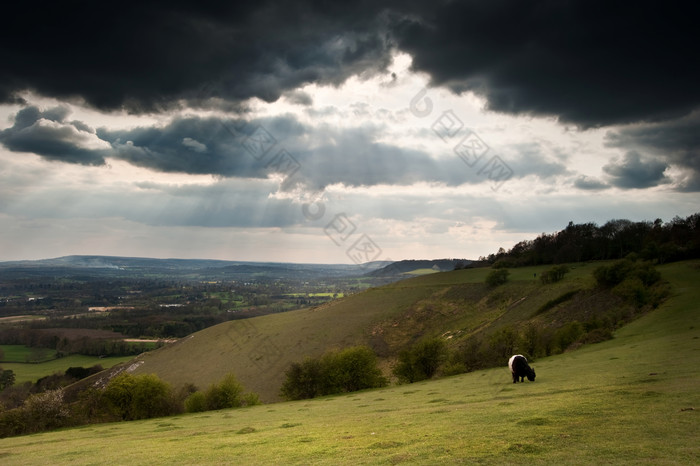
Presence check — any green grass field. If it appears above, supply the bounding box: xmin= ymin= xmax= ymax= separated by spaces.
xmin=1 ymin=354 xmax=135 ymax=384
xmin=402 ymin=268 xmax=440 ymax=275
xmin=0 ymin=261 xmax=698 ymax=464
xmin=0 ymin=345 xmax=56 ymax=363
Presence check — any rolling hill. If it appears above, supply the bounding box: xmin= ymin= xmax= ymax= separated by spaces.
xmin=0 ymin=255 xmax=391 ymax=281
xmin=105 ymin=260 xmax=653 ymax=402
xmin=2 ymin=260 xmax=698 ymax=464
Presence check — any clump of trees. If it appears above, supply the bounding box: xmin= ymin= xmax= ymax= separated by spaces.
xmin=393 ymin=338 xmax=448 ymax=383
xmin=184 ymin=374 xmax=260 ymax=413
xmin=0 ymin=369 xmax=14 ymax=391
xmin=540 ymin=265 xmax=570 ymax=284
xmin=483 ymin=214 xmax=700 ymax=266
xmin=594 ymin=257 xmax=666 ymax=308
xmin=0 ymin=390 xmax=71 ymax=436
xmin=485 ymin=269 xmax=510 ymax=287
xmin=102 ymin=373 xmax=176 ymax=421
xmin=0 ymin=370 xmax=260 ymax=438
xmin=0 ymin=372 xmax=178 ymax=437
xmin=280 ymin=346 xmax=388 ymax=400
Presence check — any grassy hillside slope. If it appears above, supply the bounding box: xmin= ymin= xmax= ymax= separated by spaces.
xmin=1 ymin=260 xmax=698 ymax=464
xmin=124 ymin=262 xmax=616 ymax=401
xmin=125 ymin=277 xmax=439 ymax=401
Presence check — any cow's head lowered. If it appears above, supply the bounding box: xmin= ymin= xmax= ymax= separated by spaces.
xmin=526 ymin=366 xmax=536 ymax=382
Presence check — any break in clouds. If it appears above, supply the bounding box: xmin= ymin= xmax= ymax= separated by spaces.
xmin=0 ymin=105 xmax=571 ymax=191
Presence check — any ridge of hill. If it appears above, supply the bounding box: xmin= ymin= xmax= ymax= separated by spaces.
xmin=114 ymin=260 xmax=646 ymax=402
xmin=3 ymin=260 xmax=698 ymax=464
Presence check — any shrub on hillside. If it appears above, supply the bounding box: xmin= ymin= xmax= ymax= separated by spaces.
xmin=485 ymin=269 xmax=510 ymax=287
xmin=280 ymin=346 xmax=387 ymax=400
xmin=613 ymin=278 xmax=649 ymax=308
xmin=184 ymin=391 xmax=207 ymax=413
xmin=633 ymin=262 xmax=662 ymax=286
xmin=185 ymin=373 xmax=260 ymax=413
xmin=0 ymin=382 xmax=32 ymax=411
xmin=204 ymin=374 xmax=244 ymax=410
xmin=450 ymin=337 xmax=487 ymax=373
xmin=594 ymin=260 xmax=635 ymax=287
xmin=552 ymin=321 xmax=585 ymax=353
xmin=540 ymin=265 xmax=570 ymax=284
xmin=280 ymin=358 xmax=325 ymax=401
xmin=594 ymin=258 xmax=662 ymax=289
xmin=103 ymin=373 xmax=174 ymax=420
xmin=22 ymin=390 xmax=71 ymax=432
xmin=0 ymin=389 xmax=73 ymax=437
xmin=206 ymin=374 xmax=260 ymax=410
xmin=488 ymin=327 xmax=519 ymax=362
xmin=0 ymin=369 xmax=15 ymax=391
xmin=322 ymin=346 xmax=388 ymax=394
xmin=595 ymin=259 xmax=664 ymax=307
xmin=74 ymin=387 xmax=117 ymax=424
xmin=393 ymin=338 xmax=448 ymax=384
xmin=520 ymin=323 xmax=544 ymax=358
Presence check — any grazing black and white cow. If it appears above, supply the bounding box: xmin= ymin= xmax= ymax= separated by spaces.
xmin=508 ymin=354 xmax=536 ymax=383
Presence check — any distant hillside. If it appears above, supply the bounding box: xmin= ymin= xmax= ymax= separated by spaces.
xmin=0 ymin=255 xmax=389 ymax=281
xmin=367 ymin=259 xmax=476 ymax=277
xmin=95 ymin=258 xmax=670 ymax=402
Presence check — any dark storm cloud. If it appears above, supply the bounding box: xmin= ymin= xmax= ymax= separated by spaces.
xmin=602 ymin=151 xmax=670 ymax=189
xmin=98 ymin=116 xmax=272 ymax=178
xmin=99 ymin=115 xmax=467 ymax=188
xmin=0 ymin=0 xmax=700 ymax=185
xmin=0 ymin=106 xmax=106 ymax=165
xmin=0 ymin=1 xmax=396 ymax=112
xmin=391 ymin=0 xmax=700 ymax=127
xmin=605 ymin=112 xmax=700 ymax=192
xmin=4 ymin=1 xmax=698 ymax=131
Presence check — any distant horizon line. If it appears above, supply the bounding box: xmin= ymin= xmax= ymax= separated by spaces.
xmin=0 ymin=254 xmax=476 ymax=267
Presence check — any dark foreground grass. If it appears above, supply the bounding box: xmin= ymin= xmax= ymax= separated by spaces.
xmin=0 ymin=261 xmax=698 ymax=464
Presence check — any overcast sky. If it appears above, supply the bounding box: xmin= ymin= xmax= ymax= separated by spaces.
xmin=1 ymin=1 xmax=698 ymax=264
